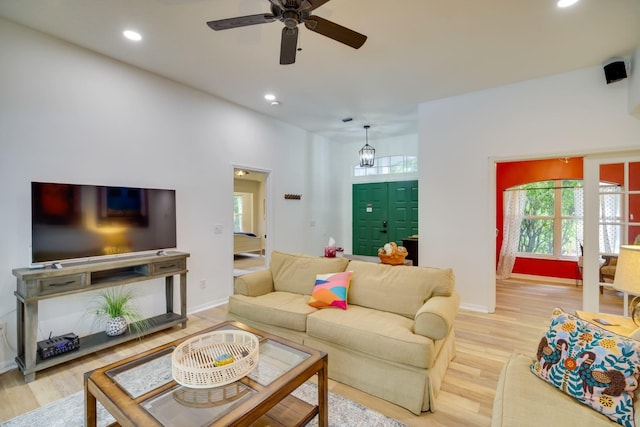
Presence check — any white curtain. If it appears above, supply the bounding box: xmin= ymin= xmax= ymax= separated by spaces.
xmin=574 ymin=187 xmax=584 ymax=255
xmin=599 ymin=187 xmax=621 ymax=254
xmin=497 ymin=189 xmax=526 ymax=279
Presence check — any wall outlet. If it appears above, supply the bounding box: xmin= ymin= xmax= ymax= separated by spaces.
xmin=200 ymin=280 xmax=206 ymax=290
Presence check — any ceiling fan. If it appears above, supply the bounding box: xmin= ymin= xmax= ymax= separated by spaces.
xmin=206 ymin=0 xmax=367 ymax=65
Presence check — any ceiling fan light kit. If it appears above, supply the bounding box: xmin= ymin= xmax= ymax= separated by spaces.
xmin=206 ymin=0 xmax=367 ymax=65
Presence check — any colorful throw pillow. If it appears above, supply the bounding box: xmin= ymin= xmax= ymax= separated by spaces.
xmin=308 ymin=271 xmax=353 ymax=310
xmin=531 ymin=308 xmax=640 ymax=427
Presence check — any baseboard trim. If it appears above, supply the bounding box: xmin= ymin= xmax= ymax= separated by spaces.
xmin=508 ymin=273 xmax=575 ymax=285
xmin=189 ymin=298 xmax=228 ymax=315
xmin=0 ymin=359 xmax=17 ymax=375
xmin=459 ymin=302 xmax=491 ymax=313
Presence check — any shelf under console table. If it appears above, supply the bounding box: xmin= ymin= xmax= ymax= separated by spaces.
xmin=12 ymin=251 xmax=190 ymax=383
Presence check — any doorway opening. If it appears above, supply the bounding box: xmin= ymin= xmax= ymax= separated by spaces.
xmin=233 ymin=168 xmax=268 ymax=276
xmin=495 ymin=154 xmax=640 ymax=314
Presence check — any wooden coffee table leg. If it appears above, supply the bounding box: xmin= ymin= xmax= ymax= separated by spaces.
xmin=84 ymin=379 xmax=97 ymax=427
xmin=318 ymin=356 xmax=329 ymax=427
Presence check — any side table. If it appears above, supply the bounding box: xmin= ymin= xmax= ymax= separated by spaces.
xmin=575 ymin=311 xmax=638 ymax=337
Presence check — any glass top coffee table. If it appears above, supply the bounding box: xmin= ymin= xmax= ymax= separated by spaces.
xmin=84 ymin=321 xmax=328 ymax=426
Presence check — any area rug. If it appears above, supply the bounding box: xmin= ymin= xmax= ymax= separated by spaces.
xmin=1 ymin=381 xmax=406 ymax=427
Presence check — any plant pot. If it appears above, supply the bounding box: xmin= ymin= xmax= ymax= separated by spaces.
xmin=105 ymin=316 xmax=128 ymax=336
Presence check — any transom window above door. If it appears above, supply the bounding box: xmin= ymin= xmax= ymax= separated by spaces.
xmin=353 ymin=155 xmax=417 ymax=177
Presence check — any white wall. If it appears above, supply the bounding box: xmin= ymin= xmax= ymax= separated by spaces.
xmin=419 ymin=66 xmax=640 ymax=313
xmin=0 ymin=19 xmax=339 ymax=372
xmin=629 ymin=44 xmax=640 ymax=118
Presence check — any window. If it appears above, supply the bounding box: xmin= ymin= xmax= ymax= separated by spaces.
xmin=233 ymin=192 xmax=255 ymax=233
xmin=353 ymin=155 xmax=417 ymax=177
xmin=599 ymin=182 xmax=623 ymax=254
xmin=516 ymin=180 xmax=583 ymax=258
xmin=233 ymin=194 xmax=243 ymax=232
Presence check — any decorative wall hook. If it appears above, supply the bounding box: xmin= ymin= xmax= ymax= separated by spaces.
xmin=284 ymin=194 xmax=302 ymax=200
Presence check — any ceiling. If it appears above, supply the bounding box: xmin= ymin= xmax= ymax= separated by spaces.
xmin=1 ymin=0 xmax=639 ymax=143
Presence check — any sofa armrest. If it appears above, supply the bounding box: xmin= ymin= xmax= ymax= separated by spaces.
xmin=413 ymin=291 xmax=460 ymax=340
xmin=233 ymin=269 xmax=275 ymax=297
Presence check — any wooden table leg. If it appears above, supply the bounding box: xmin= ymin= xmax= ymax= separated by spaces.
xmin=180 ymin=272 xmax=187 ymax=328
xmin=317 ymin=356 xmax=329 ymax=427
xmin=84 ymin=377 xmax=97 ymax=427
xmin=165 ymin=275 xmax=174 ymax=314
xmin=23 ymin=300 xmax=38 ymax=383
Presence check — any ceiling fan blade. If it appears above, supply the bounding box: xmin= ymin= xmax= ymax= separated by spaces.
xmin=280 ymin=27 xmax=299 ymax=65
xmin=304 ymin=15 xmax=366 ymax=49
xmin=207 ymin=14 xmax=276 ymax=31
xmin=302 ymin=0 xmax=331 ymax=11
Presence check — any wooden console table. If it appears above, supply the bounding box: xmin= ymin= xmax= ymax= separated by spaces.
xmin=342 ymin=253 xmax=413 ymax=266
xmin=402 ymin=238 xmax=419 ymax=266
xmin=13 ymin=251 xmax=189 ymax=383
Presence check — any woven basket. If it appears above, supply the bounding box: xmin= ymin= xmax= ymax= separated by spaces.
xmin=378 ymin=252 xmax=408 ymax=265
xmin=172 ymin=382 xmax=251 ymax=408
xmin=172 ymin=330 xmax=259 ymax=388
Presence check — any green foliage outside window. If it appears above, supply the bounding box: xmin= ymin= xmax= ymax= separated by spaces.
xmin=517 ymin=180 xmax=582 ymax=257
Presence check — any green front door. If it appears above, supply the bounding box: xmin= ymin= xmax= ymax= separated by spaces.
xmin=352 ymin=181 xmax=418 ymax=256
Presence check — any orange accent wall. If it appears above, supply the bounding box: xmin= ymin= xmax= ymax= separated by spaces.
xmin=496 ymin=158 xmax=583 ymax=279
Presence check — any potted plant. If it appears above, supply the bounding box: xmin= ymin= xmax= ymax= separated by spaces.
xmin=90 ymin=287 xmax=151 ymax=337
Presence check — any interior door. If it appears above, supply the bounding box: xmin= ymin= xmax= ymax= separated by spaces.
xmin=583 ymin=153 xmax=640 ymax=313
xmin=352 ymin=181 xmax=418 ymax=256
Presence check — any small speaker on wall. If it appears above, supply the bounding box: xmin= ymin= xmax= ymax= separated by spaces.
xmin=603 ymin=57 xmax=627 ymax=84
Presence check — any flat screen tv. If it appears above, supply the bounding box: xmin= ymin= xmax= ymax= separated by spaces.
xmin=31 ymin=181 xmax=177 ymax=264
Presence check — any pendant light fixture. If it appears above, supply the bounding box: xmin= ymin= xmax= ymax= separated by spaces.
xmin=359 ymin=125 xmax=375 ymax=167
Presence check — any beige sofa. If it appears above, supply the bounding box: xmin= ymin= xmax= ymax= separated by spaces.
xmin=227 ymin=250 xmax=460 ymax=414
xmin=493 ymin=353 xmax=640 ymax=426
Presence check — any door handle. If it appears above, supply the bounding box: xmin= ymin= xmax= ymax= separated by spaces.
xmin=380 ymin=229 xmax=387 ymax=233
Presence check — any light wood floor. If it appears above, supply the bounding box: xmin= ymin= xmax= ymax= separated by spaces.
xmin=0 ymin=279 xmax=626 ymax=426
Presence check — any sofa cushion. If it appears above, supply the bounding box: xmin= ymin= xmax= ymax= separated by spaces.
xmin=493 ymin=353 xmax=640 ymax=427
xmin=308 ymin=271 xmax=353 ymax=310
xmin=347 ymin=260 xmax=454 ymax=318
xmin=530 ymin=308 xmax=640 ymax=427
xmin=228 ymin=292 xmax=316 ymax=332
xmin=270 ymin=251 xmax=349 ymax=295
xmin=306 ymin=305 xmax=435 ymax=369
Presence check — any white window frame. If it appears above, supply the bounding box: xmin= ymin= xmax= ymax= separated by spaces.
xmin=353 ymin=155 xmax=418 ymax=177
xmin=516 ymin=179 xmax=583 ymax=260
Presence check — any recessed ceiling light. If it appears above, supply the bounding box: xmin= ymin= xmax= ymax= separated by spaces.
xmin=270 ymin=101 xmax=281 ymax=106
xmin=123 ymin=30 xmax=142 ymax=41
xmin=557 ymin=0 xmax=579 ymax=8
xmin=264 ymin=94 xmax=276 ymax=101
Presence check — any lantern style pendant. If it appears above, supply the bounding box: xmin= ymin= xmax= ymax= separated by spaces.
xmin=359 ymin=125 xmax=375 ymax=167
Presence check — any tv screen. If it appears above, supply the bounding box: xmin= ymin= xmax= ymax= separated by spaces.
xmin=31 ymin=182 xmax=177 ymax=263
